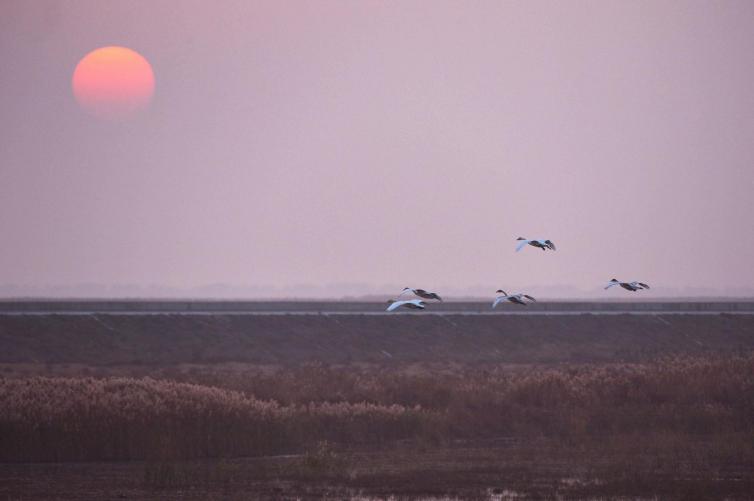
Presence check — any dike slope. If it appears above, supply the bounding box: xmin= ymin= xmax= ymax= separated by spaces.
xmin=0 ymin=313 xmax=752 ymax=366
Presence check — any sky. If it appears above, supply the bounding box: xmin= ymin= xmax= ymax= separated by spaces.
xmin=1 ymin=0 xmax=753 ymax=298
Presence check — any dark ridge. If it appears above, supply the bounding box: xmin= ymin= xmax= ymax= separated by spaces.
xmin=0 ymin=313 xmax=752 ymax=366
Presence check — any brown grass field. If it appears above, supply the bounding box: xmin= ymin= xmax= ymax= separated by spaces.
xmin=0 ymin=313 xmax=753 ymax=499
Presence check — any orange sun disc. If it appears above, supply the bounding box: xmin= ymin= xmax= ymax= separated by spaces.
xmin=72 ymin=46 xmax=155 ymax=120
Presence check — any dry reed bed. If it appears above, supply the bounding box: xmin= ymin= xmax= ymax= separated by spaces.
xmin=0 ymin=378 xmax=422 ymax=462
xmin=162 ymin=354 xmax=754 ymax=437
xmin=1 ymin=354 xmax=752 ymax=462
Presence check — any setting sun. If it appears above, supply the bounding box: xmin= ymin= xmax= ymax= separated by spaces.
xmin=72 ymin=46 xmax=154 ymax=120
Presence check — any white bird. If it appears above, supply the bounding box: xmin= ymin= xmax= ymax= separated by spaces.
xmin=516 ymin=237 xmax=556 ymax=252
xmin=398 ymin=287 xmax=443 ymax=301
xmin=386 ymin=299 xmax=427 ymax=312
xmin=492 ymin=290 xmax=537 ymax=307
xmin=604 ymin=279 xmax=650 ymax=292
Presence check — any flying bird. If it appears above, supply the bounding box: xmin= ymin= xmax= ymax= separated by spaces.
xmin=604 ymin=279 xmax=650 ymax=292
xmin=399 ymin=287 xmax=443 ymax=301
xmin=492 ymin=290 xmax=537 ymax=307
xmin=516 ymin=237 xmax=556 ymax=252
xmin=386 ymin=299 xmax=427 ymax=312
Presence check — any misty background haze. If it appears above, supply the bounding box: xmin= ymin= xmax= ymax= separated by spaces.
xmin=1 ymin=1 xmax=753 ymax=299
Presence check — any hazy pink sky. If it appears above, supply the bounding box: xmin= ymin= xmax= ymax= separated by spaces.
xmin=1 ymin=1 xmax=753 ymax=297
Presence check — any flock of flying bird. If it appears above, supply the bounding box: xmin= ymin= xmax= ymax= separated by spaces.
xmin=385 ymin=237 xmax=650 ymax=312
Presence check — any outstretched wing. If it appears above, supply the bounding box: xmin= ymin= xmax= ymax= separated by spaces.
xmin=492 ymin=296 xmax=508 ymax=308
xmin=386 ymin=301 xmax=405 ymax=312
xmin=545 ymin=240 xmax=556 ymax=251
xmin=604 ymin=281 xmax=619 ymax=290
xmin=523 ymin=294 xmax=536 ymax=302
xmin=637 ymin=282 xmax=650 ymax=289
xmin=515 ymin=240 xmax=529 ymax=252
xmin=398 ymin=288 xmax=412 ymax=297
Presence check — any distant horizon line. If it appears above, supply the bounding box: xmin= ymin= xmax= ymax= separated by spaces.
xmin=2 ymin=295 xmax=754 ymax=303
xmin=1 ymin=282 xmax=753 ymax=301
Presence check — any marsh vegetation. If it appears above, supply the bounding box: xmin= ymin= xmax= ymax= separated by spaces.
xmin=0 ymin=314 xmax=752 ymax=499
